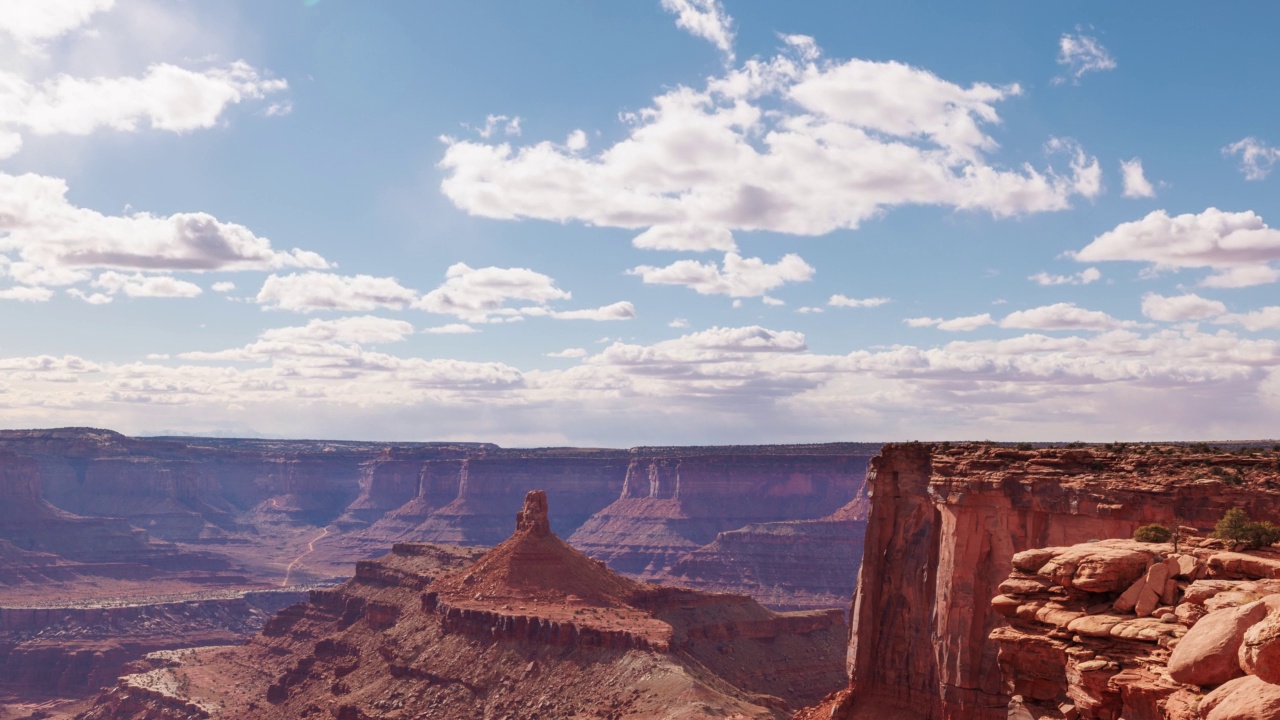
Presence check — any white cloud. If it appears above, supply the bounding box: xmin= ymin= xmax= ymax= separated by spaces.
xmin=260 ymin=316 xmax=414 ymax=345
xmin=1217 ymin=307 xmax=1280 ymax=332
xmin=669 ymin=318 xmax=690 ymax=328
xmin=0 ymin=285 xmax=53 ymax=302
xmin=1072 ymin=208 xmax=1280 ymax=287
xmin=476 ymin=114 xmax=522 ymax=139
xmin=440 ymin=43 xmax=1101 ymax=252
xmin=1029 ymin=267 xmax=1101 ymax=286
xmin=91 ymin=271 xmax=202 ymax=298
xmin=0 ymin=61 xmax=286 ymax=157
xmin=906 ymin=313 xmax=995 ymax=332
xmin=565 ymin=129 xmax=588 ymax=152
xmin=0 ymin=172 xmax=328 ymax=287
xmin=547 ymin=348 xmax=587 ymax=359
xmin=211 ymin=281 xmax=235 ymax=293
xmin=0 ymin=0 xmax=114 ymax=49
xmin=66 ymin=288 xmax=111 ymax=304
xmin=256 ymin=272 xmax=418 ymax=313
xmin=535 ymin=301 xmax=636 ymax=321
xmin=1119 ymin=158 xmax=1155 ymax=198
xmin=1000 ymin=302 xmax=1135 ymax=331
xmin=1223 ymin=137 xmax=1280 ymax=181
xmin=796 ymin=306 xmax=823 ymax=314
xmin=416 ymin=262 xmax=571 ymax=322
xmin=762 ymin=295 xmax=784 ymax=306
xmin=1141 ymin=293 xmax=1226 ymax=322
xmin=423 ymin=324 xmax=479 ymax=335
xmin=629 ymin=252 xmax=814 ymax=297
xmin=1055 ymin=32 xmax=1116 ymax=83
xmin=660 ymin=0 xmax=734 ymax=58
xmin=829 ymin=294 xmax=890 ymax=308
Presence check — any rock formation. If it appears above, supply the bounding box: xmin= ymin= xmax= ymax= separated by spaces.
xmin=80 ymin=492 xmax=850 ymax=719
xmin=802 ymin=442 xmax=1280 ymax=720
xmin=568 ymin=450 xmax=869 ymax=578
xmin=989 ymin=535 xmax=1280 ymax=719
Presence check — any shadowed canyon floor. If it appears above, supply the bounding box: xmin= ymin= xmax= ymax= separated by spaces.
xmin=79 ymin=492 xmax=849 ymax=719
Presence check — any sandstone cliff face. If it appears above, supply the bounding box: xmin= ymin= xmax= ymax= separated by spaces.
xmin=81 ymin=493 xmax=850 ymax=720
xmin=830 ymin=443 xmax=1280 ymax=720
xmin=569 ymin=452 xmax=869 ymax=578
xmin=659 ymin=496 xmax=869 ymax=611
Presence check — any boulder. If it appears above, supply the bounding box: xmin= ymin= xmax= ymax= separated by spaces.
xmin=1168 ymin=600 xmax=1268 ymax=687
xmin=1200 ymin=674 xmax=1280 ymax=720
xmin=1239 ymin=602 xmax=1280 ymax=685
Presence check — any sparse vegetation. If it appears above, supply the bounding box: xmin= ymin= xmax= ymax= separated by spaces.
xmin=1133 ymin=523 xmax=1173 ymax=543
xmin=1213 ymin=508 xmax=1280 ymax=549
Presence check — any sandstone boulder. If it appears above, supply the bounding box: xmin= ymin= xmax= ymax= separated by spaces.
xmin=1200 ymin=674 xmax=1280 ymax=720
xmin=1038 ymin=545 xmax=1152 ymax=593
xmin=1167 ymin=600 xmax=1268 ymax=687
xmin=1239 ymin=603 xmax=1280 ymax=685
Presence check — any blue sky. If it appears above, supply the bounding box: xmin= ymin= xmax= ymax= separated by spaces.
xmin=2 ymin=0 xmax=1279 ymax=444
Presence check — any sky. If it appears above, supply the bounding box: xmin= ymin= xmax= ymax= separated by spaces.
xmin=1 ymin=0 xmax=1280 ymax=445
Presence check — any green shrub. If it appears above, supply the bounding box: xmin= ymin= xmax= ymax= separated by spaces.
xmin=1213 ymin=508 xmax=1280 ymax=549
xmin=1134 ymin=524 xmax=1173 ymax=543
xmin=1015 ymin=442 xmax=1033 ymax=451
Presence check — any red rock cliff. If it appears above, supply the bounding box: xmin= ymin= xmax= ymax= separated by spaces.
xmin=828 ymin=442 xmax=1280 ymax=720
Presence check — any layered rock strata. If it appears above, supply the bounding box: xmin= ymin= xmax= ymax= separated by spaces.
xmin=81 ymin=492 xmax=849 ymax=719
xmin=991 ymin=537 xmax=1280 ymax=719
xmin=810 ymin=442 xmax=1280 ymax=720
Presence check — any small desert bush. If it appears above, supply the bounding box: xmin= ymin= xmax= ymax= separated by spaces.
xmin=1133 ymin=524 xmax=1173 ymax=543
xmin=1213 ymin=508 xmax=1280 ymax=549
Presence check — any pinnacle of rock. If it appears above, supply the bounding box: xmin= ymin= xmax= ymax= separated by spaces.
xmin=515 ymin=490 xmax=551 ymax=537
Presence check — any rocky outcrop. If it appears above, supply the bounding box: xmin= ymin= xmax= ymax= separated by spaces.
xmin=988 ymin=537 xmax=1280 ymax=719
xmin=825 ymin=442 xmax=1280 ymax=720
xmin=82 ymin=492 xmax=850 ymax=719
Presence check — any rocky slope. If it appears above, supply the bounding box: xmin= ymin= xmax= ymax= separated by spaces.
xmin=803 ymin=442 xmax=1280 ymax=720
xmin=989 ymin=535 xmax=1280 ymax=719
xmin=80 ymin=492 xmax=850 ymax=720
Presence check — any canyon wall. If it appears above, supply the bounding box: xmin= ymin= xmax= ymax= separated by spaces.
xmin=831 ymin=442 xmax=1280 ymax=720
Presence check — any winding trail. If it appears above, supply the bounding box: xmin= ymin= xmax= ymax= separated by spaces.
xmin=281 ymin=526 xmax=332 ymax=587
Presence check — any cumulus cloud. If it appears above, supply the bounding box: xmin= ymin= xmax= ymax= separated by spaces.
xmin=669 ymin=318 xmax=690 ymax=329
xmin=0 ymin=172 xmax=328 ymax=290
xmin=0 ymin=285 xmax=53 ymax=302
xmin=529 ymin=301 xmax=636 ymax=321
xmin=91 ymin=271 xmax=203 ymax=299
xmin=440 ymin=41 xmax=1101 ymax=252
xmin=906 ymin=313 xmax=995 ymax=332
xmin=1217 ymin=307 xmax=1280 ymax=332
xmin=212 ymin=281 xmax=235 ymax=293
xmin=1000 ymin=302 xmax=1135 ymax=331
xmin=1072 ymin=208 xmax=1280 ymax=287
xmin=1141 ymin=293 xmax=1226 ymax=322
xmin=1223 ymin=137 xmax=1280 ymax=181
xmin=547 ymin=348 xmax=587 ymax=359
xmin=256 ymin=272 xmax=418 ymax=312
xmin=0 ymin=0 xmax=114 ymax=50
xmin=1120 ymin=158 xmax=1156 ymax=198
xmin=829 ymin=294 xmax=890 ymax=308
xmin=0 ymin=62 xmax=287 ymax=159
xmin=1055 ymin=32 xmax=1116 ymax=83
xmin=423 ymin=324 xmax=479 ymax=335
xmin=416 ymin=263 xmax=571 ymax=322
xmin=629 ymin=253 xmax=814 ymax=297
xmin=660 ymin=0 xmax=734 ymax=58
xmin=1029 ymin=267 xmax=1101 ymax=286
xmin=259 ymin=316 xmax=415 ymax=345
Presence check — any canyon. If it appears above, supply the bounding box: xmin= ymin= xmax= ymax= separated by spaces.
xmin=0 ymin=428 xmax=873 ymax=715
xmin=78 ymin=491 xmax=849 ymax=719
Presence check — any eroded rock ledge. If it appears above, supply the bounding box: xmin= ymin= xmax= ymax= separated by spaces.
xmin=993 ymin=536 xmax=1280 ymax=720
